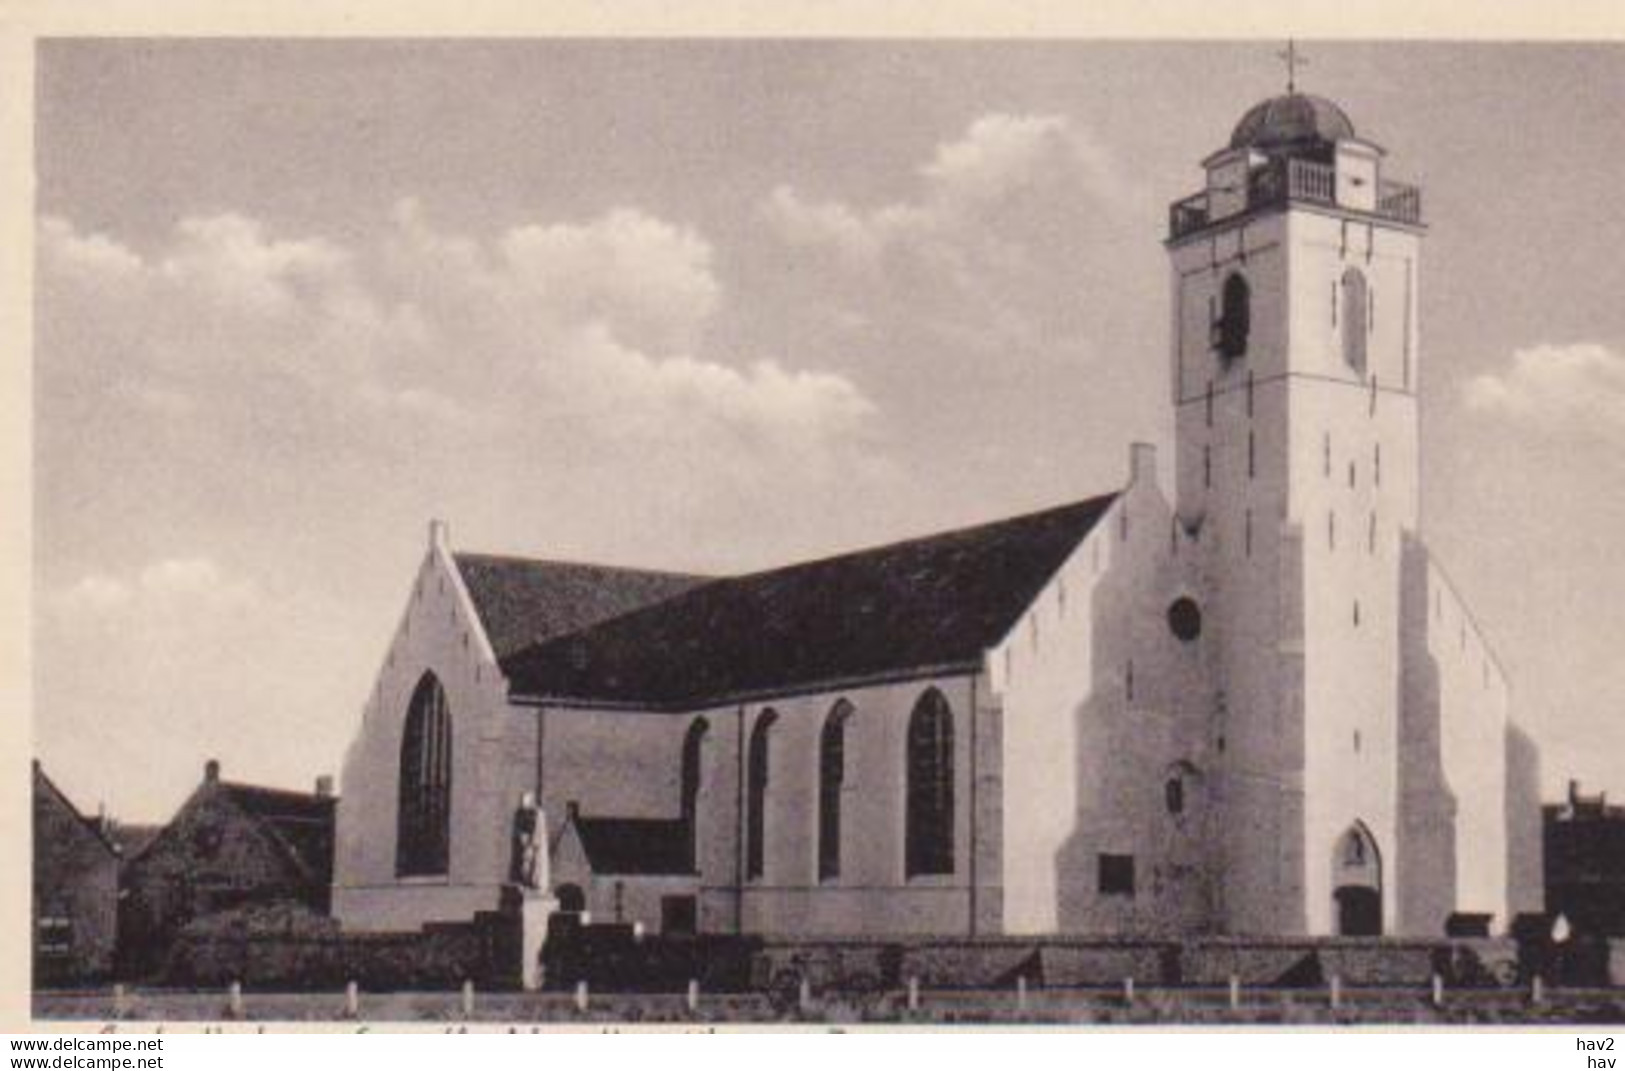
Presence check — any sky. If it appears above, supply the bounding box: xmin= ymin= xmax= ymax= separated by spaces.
xmin=31 ymin=39 xmax=1625 ymax=821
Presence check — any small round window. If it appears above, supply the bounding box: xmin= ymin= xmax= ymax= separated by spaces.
xmin=1167 ymin=597 xmax=1202 ymax=642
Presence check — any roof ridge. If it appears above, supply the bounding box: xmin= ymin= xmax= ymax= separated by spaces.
xmin=455 ymin=493 xmax=1117 ymax=588
xmin=730 ymin=492 xmax=1121 ymax=582
xmin=451 ymin=550 xmax=711 ymax=580
xmin=219 ymin=780 xmax=330 ymax=803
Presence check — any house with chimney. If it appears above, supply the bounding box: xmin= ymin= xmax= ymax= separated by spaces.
xmin=117 ymin=760 xmax=337 ymax=977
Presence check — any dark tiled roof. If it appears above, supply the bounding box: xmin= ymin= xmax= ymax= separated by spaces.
xmin=111 ymin=823 xmax=163 ymax=862
xmin=32 ymin=762 xmax=119 ymax=858
xmin=220 ymin=783 xmax=336 ymax=885
xmin=454 ymin=554 xmax=710 ymax=658
xmin=502 ymin=494 xmax=1117 ymax=707
xmin=574 ymin=816 xmax=694 ymax=876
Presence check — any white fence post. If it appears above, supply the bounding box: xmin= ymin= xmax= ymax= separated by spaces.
xmin=575 ymin=979 xmax=590 ymax=1014
xmin=1228 ymin=975 xmax=1241 ymax=1011
xmin=227 ymin=981 xmax=243 ymax=1020
xmin=460 ymin=979 xmax=475 ymax=1019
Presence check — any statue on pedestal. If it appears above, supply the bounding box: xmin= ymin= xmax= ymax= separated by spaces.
xmin=510 ymin=791 xmax=547 ymax=892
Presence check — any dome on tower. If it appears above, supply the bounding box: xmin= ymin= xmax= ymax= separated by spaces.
xmin=1229 ymin=93 xmax=1356 ymax=153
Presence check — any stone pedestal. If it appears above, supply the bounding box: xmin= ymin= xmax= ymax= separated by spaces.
xmin=514 ymin=889 xmax=559 ymax=991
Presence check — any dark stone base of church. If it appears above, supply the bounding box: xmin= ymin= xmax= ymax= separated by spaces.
xmin=142 ymin=923 xmax=1619 ymax=995
xmin=156 ymin=909 xmax=520 ymax=991
xmin=536 ymin=932 xmax=1536 ymax=995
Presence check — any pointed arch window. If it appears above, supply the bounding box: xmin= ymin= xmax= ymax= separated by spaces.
xmin=396 ymin=673 xmax=452 ymax=877
xmin=906 ymin=689 xmax=955 ymax=878
xmin=818 ymin=701 xmax=853 ymax=881
xmin=1215 ymin=272 xmax=1251 ymax=362
xmin=1341 ymin=268 xmax=1369 ymax=376
xmin=681 ymin=717 xmax=709 ymax=871
xmin=746 ymin=710 xmax=777 ymax=881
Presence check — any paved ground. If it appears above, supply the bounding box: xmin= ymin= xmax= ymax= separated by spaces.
xmin=32 ymin=985 xmax=1625 ymax=1026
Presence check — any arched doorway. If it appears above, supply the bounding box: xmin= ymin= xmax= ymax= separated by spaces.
xmin=555 ymin=883 xmax=586 ymax=914
xmin=1332 ymin=822 xmax=1383 ymax=936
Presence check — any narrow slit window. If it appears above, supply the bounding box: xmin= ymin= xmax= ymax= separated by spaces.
xmin=1341 ymin=268 xmax=1369 ymax=376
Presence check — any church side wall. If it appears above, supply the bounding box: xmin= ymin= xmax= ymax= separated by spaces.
xmin=539 ymin=672 xmax=989 ymax=938
xmin=332 ymin=530 xmax=536 ymax=932
xmin=993 ymin=456 xmax=1213 ymax=935
xmin=1504 ymin=722 xmax=1544 ymax=917
xmin=1400 ymin=540 xmax=1511 ymax=929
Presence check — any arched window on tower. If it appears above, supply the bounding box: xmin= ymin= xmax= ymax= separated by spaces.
xmin=396 ymin=672 xmax=452 ymax=877
xmin=1341 ymin=268 xmax=1369 ymax=376
xmin=906 ymin=689 xmax=955 ymax=878
xmin=818 ymin=700 xmax=853 ymax=881
xmin=1215 ymin=273 xmax=1251 ymax=362
xmin=746 ymin=709 xmax=777 ymax=881
xmin=680 ymin=717 xmax=709 ymax=871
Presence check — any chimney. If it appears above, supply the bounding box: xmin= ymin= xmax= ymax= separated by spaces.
xmin=428 ymin=518 xmax=451 ymax=552
xmin=314 ymin=775 xmax=334 ymax=799
xmin=1569 ymin=779 xmax=1580 ymax=806
xmin=566 ymin=799 xmax=581 ymax=823
xmin=1129 ymin=442 xmax=1157 ymax=487
xmin=204 ymin=759 xmax=220 ymax=784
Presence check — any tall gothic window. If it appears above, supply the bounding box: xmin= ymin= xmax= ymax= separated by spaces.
xmin=1215 ymin=272 xmax=1251 ymax=361
xmin=681 ymin=717 xmax=709 ymax=870
xmin=396 ymin=672 xmax=452 ymax=877
xmin=1341 ymin=267 xmax=1369 ymax=376
xmin=818 ymin=700 xmax=853 ymax=881
xmin=746 ymin=709 xmax=777 ymax=881
xmin=905 ymin=688 xmax=955 ymax=878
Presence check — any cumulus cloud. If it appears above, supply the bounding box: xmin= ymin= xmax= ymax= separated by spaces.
xmin=1465 ymin=343 xmax=1625 ymax=442
xmin=761 ymin=112 xmax=1129 ymax=272
xmin=38 ymin=202 xmax=881 ymax=506
xmin=754 ymin=112 xmax=1143 ymax=368
xmin=49 ymin=557 xmax=260 ymax=626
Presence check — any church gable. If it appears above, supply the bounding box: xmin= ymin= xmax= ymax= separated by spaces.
xmin=333 ymin=522 xmax=536 ymax=921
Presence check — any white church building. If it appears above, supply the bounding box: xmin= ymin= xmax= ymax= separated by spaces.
xmin=332 ymin=90 xmax=1544 ymax=941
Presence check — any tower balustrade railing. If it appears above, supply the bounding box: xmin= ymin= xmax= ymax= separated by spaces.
xmin=1168 ymin=158 xmax=1423 ymax=240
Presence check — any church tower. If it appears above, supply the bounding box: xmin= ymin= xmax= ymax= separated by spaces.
xmin=1165 ymin=89 xmax=1426 ymax=935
